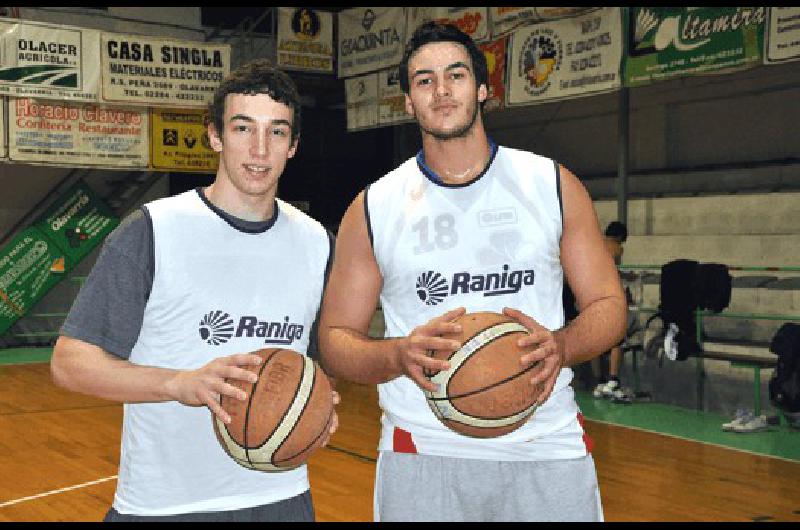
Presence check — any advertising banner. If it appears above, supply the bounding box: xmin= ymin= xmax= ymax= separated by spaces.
xmin=100 ymin=32 xmax=230 ymax=107
xmin=0 ymin=18 xmax=100 ymax=101
xmin=407 ymin=7 xmax=489 ymax=43
xmin=151 ymin=107 xmax=218 ymax=173
xmin=625 ymin=7 xmax=766 ymax=87
xmin=32 ymin=179 xmax=119 ymax=265
xmin=337 ymin=7 xmax=405 ymax=78
xmin=479 ymin=37 xmax=507 ymax=112
xmin=765 ymin=6 xmax=800 ymax=63
xmin=277 ymin=7 xmax=334 ymax=73
xmin=507 ymin=7 xmax=622 ymax=106
xmin=0 ymin=226 xmax=68 ymax=336
xmin=489 ymin=7 xmax=595 ymax=39
xmin=377 ymin=67 xmax=411 ymax=126
xmin=9 ymin=97 xmax=149 ymax=167
xmin=0 ymin=96 xmax=6 ymax=158
xmin=345 ymin=73 xmax=378 ymax=131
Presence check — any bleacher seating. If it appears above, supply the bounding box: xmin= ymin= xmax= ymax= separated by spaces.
xmin=594 ymin=191 xmax=799 ymax=416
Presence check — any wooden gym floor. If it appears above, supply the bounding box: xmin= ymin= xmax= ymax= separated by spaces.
xmin=0 ymin=362 xmax=799 ymax=522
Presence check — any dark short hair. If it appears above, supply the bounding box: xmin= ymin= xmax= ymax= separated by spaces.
xmin=208 ymin=58 xmax=301 ymax=144
xmin=399 ymin=21 xmax=488 ymax=104
xmin=605 ymin=221 xmax=628 ymax=243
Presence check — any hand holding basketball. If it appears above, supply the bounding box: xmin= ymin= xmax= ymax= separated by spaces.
xmin=503 ymin=307 xmax=565 ymax=406
xmin=392 ymin=307 xmax=466 ymax=392
xmin=321 ymin=390 xmax=341 ymax=448
xmin=166 ymin=352 xmax=265 ymax=423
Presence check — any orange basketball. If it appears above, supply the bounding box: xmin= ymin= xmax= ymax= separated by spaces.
xmin=423 ymin=311 xmax=543 ymax=438
xmin=213 ymin=348 xmax=334 ymax=472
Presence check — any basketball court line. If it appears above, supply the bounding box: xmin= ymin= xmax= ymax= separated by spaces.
xmin=0 ymin=475 xmax=117 ymax=509
xmin=0 ymin=403 xmax=120 ymax=417
xmin=325 ymin=444 xmax=377 ymax=463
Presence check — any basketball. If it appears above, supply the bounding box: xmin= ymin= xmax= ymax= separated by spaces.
xmin=213 ymin=348 xmax=334 ymax=472
xmin=423 ymin=311 xmax=543 ymax=438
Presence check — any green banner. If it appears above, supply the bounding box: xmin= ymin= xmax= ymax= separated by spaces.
xmin=0 ymin=227 xmax=69 ymax=336
xmin=624 ymin=7 xmax=766 ymax=87
xmin=33 ymin=180 xmax=120 ymax=264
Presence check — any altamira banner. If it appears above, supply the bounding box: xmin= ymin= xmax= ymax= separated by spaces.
xmin=625 ymin=7 xmax=765 ymax=86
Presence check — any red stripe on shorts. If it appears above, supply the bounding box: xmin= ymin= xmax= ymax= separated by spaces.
xmin=392 ymin=427 xmax=418 ymax=454
xmin=576 ymin=412 xmax=594 ymax=454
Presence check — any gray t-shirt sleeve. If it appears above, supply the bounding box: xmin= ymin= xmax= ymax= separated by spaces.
xmin=60 ymin=207 xmax=154 ymax=359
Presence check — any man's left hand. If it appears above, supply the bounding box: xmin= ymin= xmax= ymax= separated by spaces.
xmin=503 ymin=307 xmax=565 ymax=406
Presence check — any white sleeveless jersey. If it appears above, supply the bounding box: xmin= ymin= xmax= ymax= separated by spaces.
xmin=367 ymin=145 xmax=590 ymax=461
xmin=115 ymin=190 xmax=331 ymax=515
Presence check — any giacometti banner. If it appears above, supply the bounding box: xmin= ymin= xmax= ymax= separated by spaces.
xmin=625 ymin=7 xmax=765 ymax=86
xmin=100 ymin=33 xmax=231 ymax=108
xmin=0 ymin=18 xmax=100 ymax=101
xmin=9 ymin=97 xmax=148 ymax=167
xmin=337 ymin=7 xmax=405 ymax=78
xmin=507 ymin=7 xmax=622 ymax=106
xmin=407 ymin=7 xmax=489 ymax=43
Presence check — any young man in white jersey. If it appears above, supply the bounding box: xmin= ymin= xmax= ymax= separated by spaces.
xmin=51 ymin=59 xmax=338 ymax=521
xmin=319 ymin=23 xmax=627 ymax=522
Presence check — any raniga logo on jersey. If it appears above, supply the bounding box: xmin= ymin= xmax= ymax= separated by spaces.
xmin=416 ymin=265 xmax=535 ymax=306
xmin=199 ymin=310 xmax=304 ymax=346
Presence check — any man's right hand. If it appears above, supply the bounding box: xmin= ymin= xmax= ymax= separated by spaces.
xmin=165 ymin=353 xmax=264 ymax=424
xmin=391 ymin=307 xmax=466 ymax=392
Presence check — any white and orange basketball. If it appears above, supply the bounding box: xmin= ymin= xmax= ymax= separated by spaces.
xmin=424 ymin=311 xmax=543 ymax=438
xmin=213 ymin=348 xmax=334 ymax=472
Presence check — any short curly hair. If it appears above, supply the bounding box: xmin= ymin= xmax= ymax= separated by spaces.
xmin=399 ymin=21 xmax=488 ymax=108
xmin=208 ymin=59 xmax=301 ymax=144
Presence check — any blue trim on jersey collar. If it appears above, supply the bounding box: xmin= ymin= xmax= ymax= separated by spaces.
xmin=416 ymin=139 xmax=498 ymax=188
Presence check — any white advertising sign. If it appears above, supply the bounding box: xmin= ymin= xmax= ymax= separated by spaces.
xmin=378 ymin=68 xmax=411 ymax=126
xmin=101 ymin=33 xmax=230 ymax=108
xmin=0 ymin=18 xmax=100 ymax=101
xmin=9 ymin=97 xmax=148 ymax=168
xmin=345 ymin=73 xmax=378 ymax=131
xmin=765 ymin=6 xmax=800 ymax=63
xmin=507 ymin=7 xmax=622 ymax=106
xmin=489 ymin=7 xmax=595 ymax=39
xmin=338 ymin=7 xmax=405 ymax=78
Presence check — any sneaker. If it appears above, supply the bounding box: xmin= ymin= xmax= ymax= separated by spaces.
xmin=722 ymin=408 xmax=752 ymax=432
xmin=610 ymin=387 xmax=633 ymax=404
xmin=594 ymin=380 xmax=626 ymax=400
xmin=732 ymin=414 xmax=769 ymax=433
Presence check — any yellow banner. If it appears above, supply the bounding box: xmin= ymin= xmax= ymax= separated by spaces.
xmin=150 ymin=108 xmax=218 ymax=173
